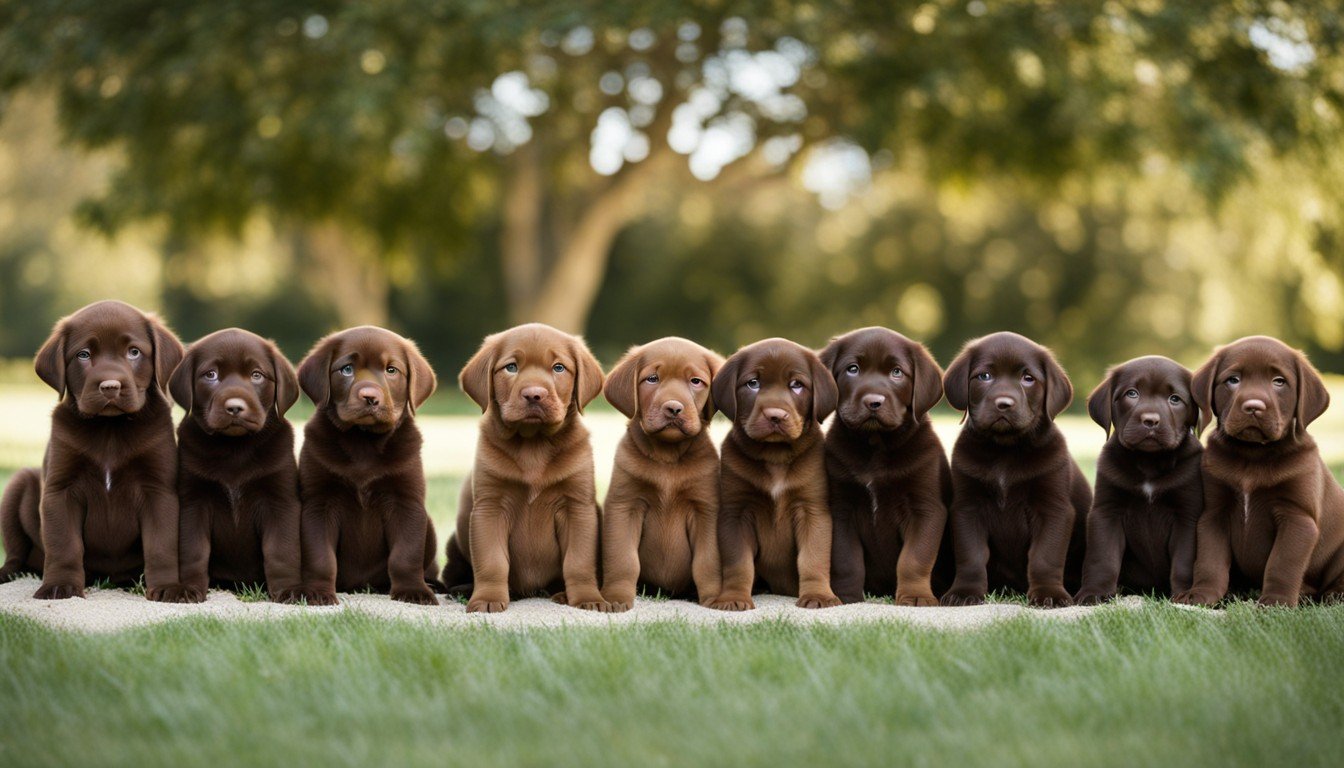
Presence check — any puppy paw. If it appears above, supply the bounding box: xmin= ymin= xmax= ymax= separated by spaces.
xmin=605 ymin=600 xmax=633 ymax=613
xmin=573 ymin=599 xmax=610 ymax=612
xmin=151 ymin=584 xmax=206 ymax=604
xmin=33 ymin=582 xmax=84 ymax=600
xmin=1073 ymin=590 xmax=1115 ymax=606
xmin=1257 ymin=592 xmax=1300 ymax=608
xmin=391 ymin=586 xmax=439 ymax=606
xmin=708 ymin=596 xmax=755 ymax=611
xmin=300 ymin=588 xmax=340 ymax=606
xmin=1172 ymin=589 xmax=1220 ymax=607
xmin=1027 ymin=586 xmax=1073 ymax=608
xmin=549 ymin=591 xmax=567 ymax=604
xmin=466 ymin=597 xmax=509 ymax=613
xmin=939 ymin=589 xmax=984 ymax=607
xmin=270 ymin=587 xmax=305 ymax=604
xmin=895 ymin=591 xmax=939 ymax=607
xmin=796 ymin=593 xmax=841 ymax=609
xmin=0 ymin=566 xmax=24 ymax=584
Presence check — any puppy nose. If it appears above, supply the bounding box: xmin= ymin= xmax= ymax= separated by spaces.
xmin=862 ymin=394 xmax=885 ymax=411
xmin=995 ymin=397 xmax=1015 ymax=411
xmin=662 ymin=400 xmax=684 ymax=418
xmin=1242 ymin=399 xmax=1267 ymax=415
xmin=357 ymin=386 xmax=381 ymax=407
xmin=521 ymin=386 xmax=547 ymax=404
xmin=763 ymin=407 xmax=789 ymax=424
xmin=224 ymin=398 xmax=247 ymax=417
xmin=99 ymin=380 xmax=121 ymax=395
xmin=1141 ymin=412 xmax=1160 ymax=428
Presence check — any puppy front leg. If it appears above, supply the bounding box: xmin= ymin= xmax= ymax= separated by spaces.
xmin=260 ymin=483 xmax=304 ymax=603
xmin=600 ymin=495 xmax=643 ymax=612
xmin=795 ymin=503 xmax=841 ymax=609
xmin=386 ymin=505 xmax=438 ymax=605
xmin=175 ymin=484 xmax=215 ymax=603
xmin=827 ymin=483 xmax=867 ymax=604
xmin=1174 ymin=480 xmax=1234 ymax=606
xmin=1075 ymin=502 xmax=1126 ymax=605
xmin=34 ymin=486 xmax=86 ymax=600
xmin=299 ymin=497 xmax=340 ymax=605
xmin=141 ymin=486 xmax=189 ymax=602
xmin=941 ymin=492 xmax=990 ymax=606
xmin=1258 ymin=507 xmax=1319 ymax=607
xmin=1026 ymin=499 xmax=1075 ymax=608
xmin=710 ymin=505 xmax=757 ymax=611
xmin=1168 ymin=514 xmax=1199 ymax=596
xmin=466 ymin=501 xmax=511 ymax=613
xmin=895 ymin=500 xmax=946 ymax=607
xmin=690 ymin=501 xmax=722 ymax=606
xmin=560 ymin=500 xmax=607 ymax=611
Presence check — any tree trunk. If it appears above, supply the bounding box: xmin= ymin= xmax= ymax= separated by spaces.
xmin=295 ymin=221 xmax=390 ymax=328
xmin=500 ymin=141 xmax=545 ymax=324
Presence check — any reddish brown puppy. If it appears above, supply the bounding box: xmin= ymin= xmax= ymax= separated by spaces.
xmin=709 ymin=338 xmax=841 ymax=611
xmin=1075 ymin=356 xmax=1203 ymax=604
xmin=169 ymin=328 xmax=303 ymax=603
xmin=600 ymin=337 xmax=724 ymax=611
xmin=940 ymin=332 xmax=1090 ymax=608
xmin=1174 ymin=336 xmax=1344 ymax=607
xmin=442 ymin=323 xmax=607 ymax=613
xmin=821 ymin=327 xmax=951 ymax=606
xmin=296 ymin=326 xmax=439 ymax=605
xmin=0 ymin=300 xmax=188 ymax=601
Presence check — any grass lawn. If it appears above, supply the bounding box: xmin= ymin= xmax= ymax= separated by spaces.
xmin=2 ymin=602 xmax=1343 ymax=767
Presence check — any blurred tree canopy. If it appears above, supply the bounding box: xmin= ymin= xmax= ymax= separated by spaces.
xmin=1 ymin=1 xmax=1343 ymax=381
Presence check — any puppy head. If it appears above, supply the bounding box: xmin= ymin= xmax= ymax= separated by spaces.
xmin=1087 ymin=356 xmax=1198 ymax=452
xmin=1192 ymin=336 xmax=1328 ymax=444
xmin=297 ymin=326 xmax=436 ymax=433
xmin=943 ymin=331 xmax=1071 ymax=436
xmin=35 ymin=300 xmax=184 ymax=417
xmin=712 ymin=338 xmax=837 ymax=444
xmin=170 ymin=328 xmax=299 ymax=436
xmin=820 ymin=326 xmax=943 ymax=433
xmin=459 ymin=323 xmax=603 ymax=435
xmin=604 ymin=337 xmax=723 ymax=442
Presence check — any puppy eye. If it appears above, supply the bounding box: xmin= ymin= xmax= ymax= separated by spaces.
xmin=127 ymin=347 xmax=142 ymax=360
xmin=746 ymin=378 xmax=760 ymax=391
xmin=689 ymin=377 xmax=705 ymax=387
xmin=645 ymin=374 xmax=660 ymax=384
xmin=789 ymin=379 xmax=805 ymax=393
xmin=76 ymin=350 xmax=91 ymax=360
xmin=1169 ymin=394 xmax=1182 ymax=405
xmin=845 ymin=364 xmax=859 ymax=375
xmin=552 ymin=363 xmax=566 ymax=374
xmin=203 ymin=370 xmax=219 ymax=382
xmin=339 ymin=364 xmax=354 ymax=377
xmin=1272 ymin=377 xmax=1287 ymax=387
xmin=1125 ymin=389 xmax=1139 ymax=399
xmin=891 ymin=368 xmax=903 ymax=379
xmin=251 ymin=371 xmax=265 ymax=383
xmin=504 ymin=363 xmax=518 ymax=374
xmin=975 ymin=372 xmax=992 ymax=382
xmin=385 ymin=366 xmax=398 ymax=376
xmin=1226 ymin=375 xmax=1240 ymax=386
xmin=1022 ymin=374 xmax=1036 ymax=385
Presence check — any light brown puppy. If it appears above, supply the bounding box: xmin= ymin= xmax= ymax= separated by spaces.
xmin=442 ymin=323 xmax=608 ymax=613
xmin=710 ymin=338 xmax=841 ymax=611
xmin=1175 ymin=336 xmax=1344 ymax=607
xmin=600 ymin=337 xmax=724 ymax=611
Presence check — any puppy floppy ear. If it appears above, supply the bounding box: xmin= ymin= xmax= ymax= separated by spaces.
xmin=712 ymin=351 xmax=743 ymax=422
xmin=146 ymin=314 xmax=185 ymax=397
xmin=602 ymin=345 xmax=642 ymax=419
xmin=1041 ymin=349 xmax=1073 ymax=421
xmin=569 ymin=336 xmax=604 ymax=413
xmin=269 ymin=341 xmax=300 ymax=418
xmin=808 ymin=351 xmax=839 ymax=423
xmin=34 ymin=320 xmax=68 ymax=398
xmin=459 ymin=334 xmax=498 ymax=413
xmin=1086 ymin=370 xmax=1115 ymax=436
xmin=819 ymin=335 xmax=845 ymax=378
xmin=297 ymin=335 xmax=335 ymax=408
xmin=1294 ymin=351 xmax=1330 ymax=436
xmin=1190 ymin=351 xmax=1221 ymax=430
xmin=168 ymin=346 xmax=197 ymax=414
xmin=700 ymin=349 xmax=725 ymax=422
xmin=942 ymin=342 xmax=974 ymax=414
xmin=402 ymin=339 xmax=437 ymax=416
xmin=908 ymin=341 xmax=944 ymax=424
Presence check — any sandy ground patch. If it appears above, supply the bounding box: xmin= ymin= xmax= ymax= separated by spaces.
xmin=0 ymin=576 xmax=1187 ymax=634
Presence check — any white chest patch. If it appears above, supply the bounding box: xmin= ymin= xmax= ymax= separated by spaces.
xmin=865 ymin=481 xmax=879 ymax=522
xmin=768 ymin=465 xmax=789 ymax=501
xmin=104 ymin=468 xmax=112 ymax=492
xmin=1141 ymin=482 xmax=1155 ymax=502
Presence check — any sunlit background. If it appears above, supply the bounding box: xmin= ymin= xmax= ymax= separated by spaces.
xmin=3 ymin=0 xmax=1344 ymax=518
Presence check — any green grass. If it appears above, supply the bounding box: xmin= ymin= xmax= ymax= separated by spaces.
xmin=2 ymin=604 xmax=1343 ymax=767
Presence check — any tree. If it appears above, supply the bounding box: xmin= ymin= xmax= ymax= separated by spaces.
xmin=1 ymin=1 xmax=1341 ymax=331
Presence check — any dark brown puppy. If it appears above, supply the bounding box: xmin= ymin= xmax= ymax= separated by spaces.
xmin=296 ymin=326 xmax=439 ymax=605
xmin=169 ymin=328 xmax=303 ymax=603
xmin=0 ymin=300 xmax=187 ymax=601
xmin=940 ymin=331 xmax=1090 ymax=608
xmin=821 ymin=327 xmax=951 ymax=606
xmin=1075 ymin=356 xmax=1202 ymax=604
xmin=1174 ymin=336 xmax=1344 ymax=607
xmin=442 ymin=323 xmax=607 ymax=613
xmin=709 ymin=338 xmax=841 ymax=610
xmin=600 ymin=337 xmax=724 ymax=611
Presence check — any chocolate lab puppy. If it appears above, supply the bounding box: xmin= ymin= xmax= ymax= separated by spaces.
xmin=1074 ymin=356 xmax=1203 ymax=604
xmin=442 ymin=323 xmax=608 ymax=613
xmin=0 ymin=300 xmax=188 ymax=601
xmin=296 ymin=326 xmax=439 ymax=605
xmin=600 ymin=337 xmax=724 ymax=611
xmin=821 ymin=327 xmax=951 ymax=606
xmin=709 ymin=338 xmax=841 ymax=610
xmin=1175 ymin=336 xmax=1344 ymax=607
xmin=169 ymin=328 xmax=303 ymax=603
xmin=940 ymin=332 xmax=1090 ymax=607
